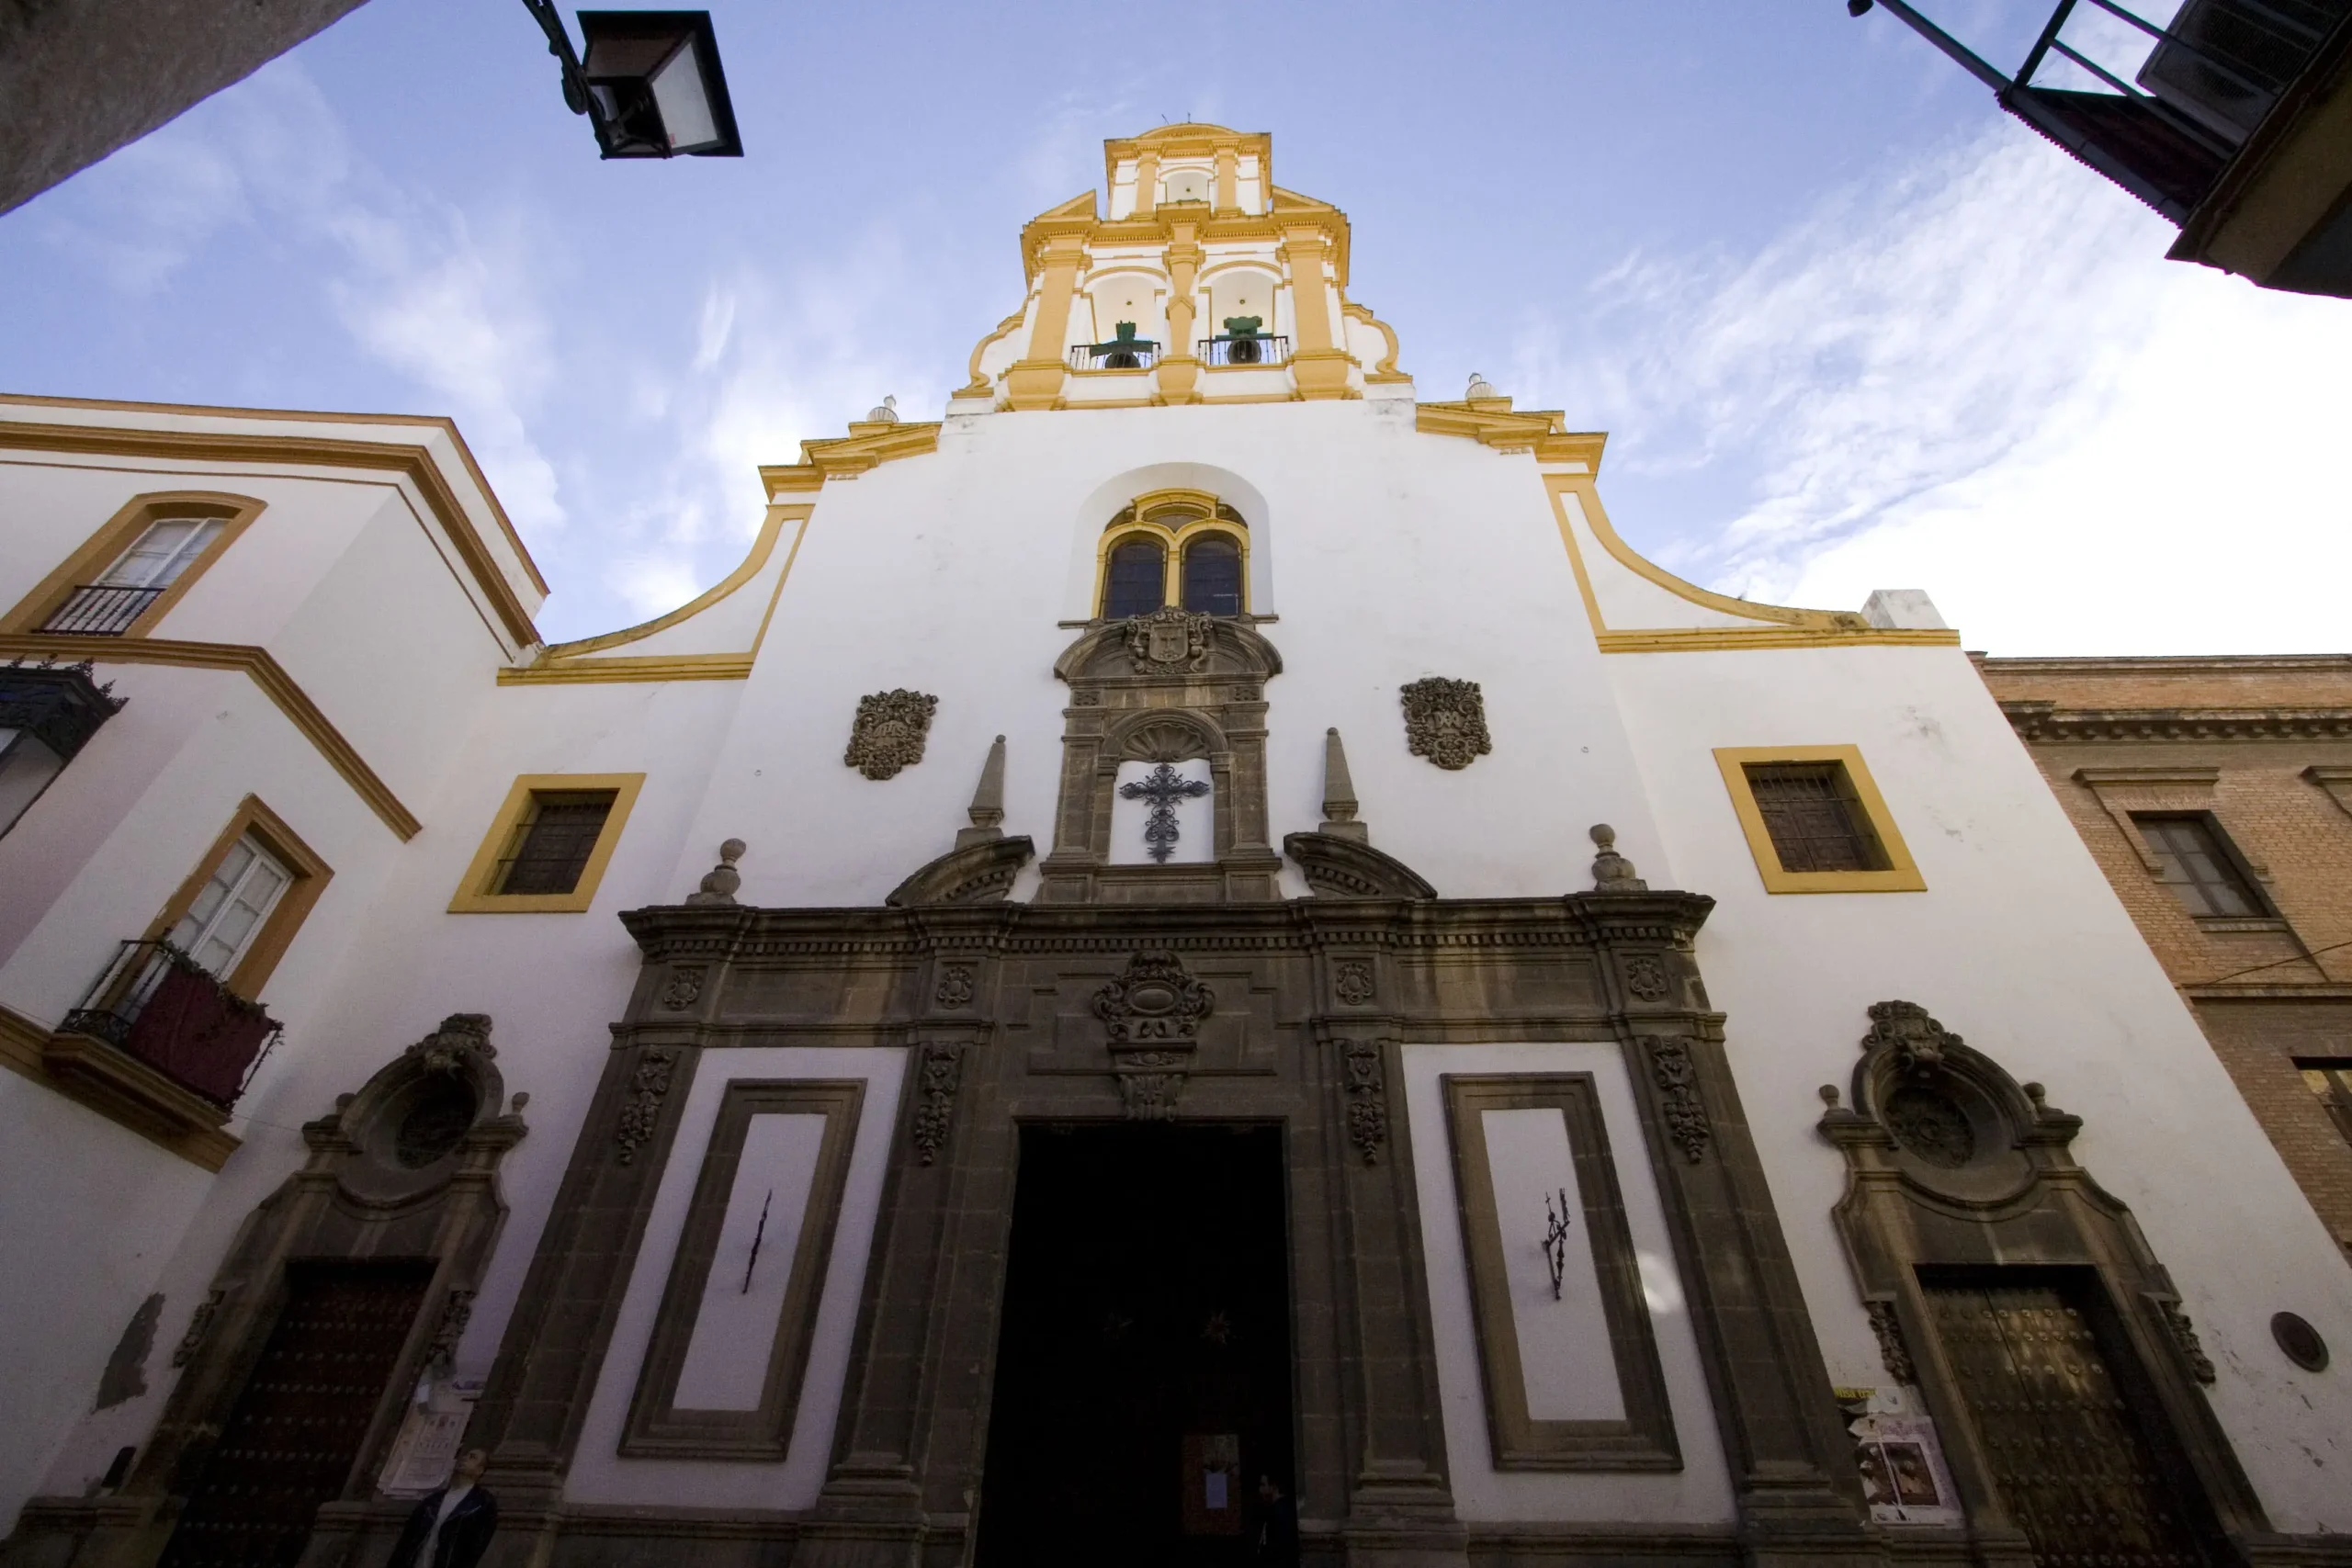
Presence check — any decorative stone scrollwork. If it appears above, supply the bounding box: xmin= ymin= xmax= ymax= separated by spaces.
xmin=2160 ymin=1298 xmax=2218 ymax=1384
xmin=615 ymin=1047 xmax=678 ymax=1164
xmin=934 ymin=963 xmax=977 ymax=1009
xmin=1884 ymin=1083 xmax=1974 ymax=1168
xmin=662 ymin=964 xmax=707 ymax=1011
xmin=1334 ymin=959 xmax=1376 ymax=1006
xmin=844 ymin=689 xmax=938 ymax=780
xmin=1399 ymin=676 xmax=1492 ymax=771
xmin=1862 ymin=998 xmax=1958 ymax=1075
xmin=1341 ymin=1040 xmax=1387 ymax=1164
xmin=1867 ymin=1299 xmax=1917 ymax=1383
xmin=1642 ymin=1035 xmax=1711 ymax=1163
xmin=910 ymin=1042 xmax=965 ymax=1165
xmin=1094 ymin=950 xmax=1214 ymax=1121
xmin=1622 ymin=953 xmax=1671 ymax=1002
xmin=1123 ymin=607 xmax=1215 ymax=674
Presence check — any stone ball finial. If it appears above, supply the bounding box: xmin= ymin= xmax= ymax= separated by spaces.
xmin=866 ymin=394 xmax=899 ymax=423
xmin=1465 ymin=371 xmax=1498 ymax=400
xmin=687 ymin=839 xmax=746 ymax=906
xmin=1589 ymin=823 xmax=1648 ymax=893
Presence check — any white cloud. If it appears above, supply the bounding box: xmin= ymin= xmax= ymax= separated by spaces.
xmin=1537 ymin=122 xmax=2352 ymax=655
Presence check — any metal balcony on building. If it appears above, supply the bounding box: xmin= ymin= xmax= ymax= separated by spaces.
xmin=40 ymin=583 xmax=164 ymax=635
xmin=1199 ymin=333 xmax=1291 ymax=367
xmin=59 ymin=940 xmax=281 ymax=1109
xmin=1069 ymin=341 xmax=1159 ymax=371
xmin=1853 ymin=0 xmax=2352 ymax=296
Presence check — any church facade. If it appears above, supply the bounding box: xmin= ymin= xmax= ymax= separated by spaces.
xmin=2 ymin=125 xmax=2348 ymax=1568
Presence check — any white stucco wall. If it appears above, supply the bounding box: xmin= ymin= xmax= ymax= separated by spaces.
xmin=566 ymin=1047 xmax=906 ymax=1509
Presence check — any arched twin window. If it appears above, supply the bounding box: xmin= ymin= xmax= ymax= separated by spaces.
xmin=1096 ymin=491 xmax=1248 ymax=620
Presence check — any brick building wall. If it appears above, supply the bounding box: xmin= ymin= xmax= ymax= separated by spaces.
xmin=1979 ymin=654 xmax=2352 ymax=1257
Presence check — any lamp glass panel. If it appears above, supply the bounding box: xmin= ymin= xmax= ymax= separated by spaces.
xmin=650 ymin=43 xmax=721 ymax=152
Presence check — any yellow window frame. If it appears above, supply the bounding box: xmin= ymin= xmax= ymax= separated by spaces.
xmin=1713 ymin=744 xmax=1926 ymax=894
xmin=448 ymin=773 xmax=646 ymax=913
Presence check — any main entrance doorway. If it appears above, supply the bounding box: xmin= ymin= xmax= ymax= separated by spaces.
xmin=159 ymin=1258 xmax=433 ymax=1568
xmin=976 ymin=1123 xmax=1296 ymax=1568
xmin=1921 ymin=1269 xmax=2226 ymax=1565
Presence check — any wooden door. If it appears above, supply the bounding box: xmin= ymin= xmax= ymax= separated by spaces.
xmin=1923 ymin=1274 xmax=2223 ymax=1566
xmin=160 ymin=1259 xmax=432 ymax=1568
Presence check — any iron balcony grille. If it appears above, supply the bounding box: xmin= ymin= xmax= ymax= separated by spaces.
xmin=1069 ymin=342 xmax=1159 ymax=371
xmin=60 ymin=939 xmax=282 ymax=1108
xmin=1199 ymin=333 xmax=1290 ymax=367
xmin=40 ymin=584 xmax=165 ymax=636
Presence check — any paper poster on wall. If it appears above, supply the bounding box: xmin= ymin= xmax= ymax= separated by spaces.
xmin=1840 ymin=1386 xmax=1963 ymax=1528
xmin=378 ymin=1378 xmax=483 ymax=1497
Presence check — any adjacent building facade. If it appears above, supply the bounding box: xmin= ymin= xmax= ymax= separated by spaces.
xmin=1982 ymin=654 xmax=2352 ymax=1259
xmin=3 ymin=126 xmax=2349 ymax=1568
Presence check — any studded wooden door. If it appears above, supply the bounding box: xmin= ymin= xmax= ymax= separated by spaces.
xmin=159 ymin=1259 xmax=433 ymax=1568
xmin=1923 ymin=1274 xmax=2223 ymax=1567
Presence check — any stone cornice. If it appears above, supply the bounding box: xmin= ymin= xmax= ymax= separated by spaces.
xmin=619 ymin=891 xmax=1715 ymax=965
xmin=1979 ymin=653 xmax=2352 ymax=677
xmin=1999 ymin=700 xmax=2352 ymax=742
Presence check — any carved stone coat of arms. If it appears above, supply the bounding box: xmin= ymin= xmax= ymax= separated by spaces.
xmin=1123 ymin=607 xmax=1215 ymax=674
xmin=844 ymin=688 xmax=939 ymax=780
xmin=1399 ymin=677 xmax=1492 ymax=770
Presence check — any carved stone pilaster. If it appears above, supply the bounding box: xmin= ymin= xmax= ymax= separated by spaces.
xmin=1641 ymin=1035 xmax=1712 ymax=1163
xmin=615 ymin=1047 xmax=678 ymax=1164
xmin=910 ymin=1042 xmax=965 ymax=1166
xmin=1866 ymin=1299 xmax=1916 ymax=1384
xmin=1341 ymin=1039 xmax=1387 ymax=1164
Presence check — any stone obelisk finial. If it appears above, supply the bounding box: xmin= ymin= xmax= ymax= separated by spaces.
xmin=1589 ymin=824 xmax=1647 ymax=893
xmin=956 ymin=735 xmax=1008 ymax=849
xmin=686 ymin=839 xmax=746 ymax=905
xmin=1319 ymin=728 xmax=1367 ymax=842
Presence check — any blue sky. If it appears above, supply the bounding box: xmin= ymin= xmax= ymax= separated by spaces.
xmin=3 ymin=0 xmax=2346 ymax=653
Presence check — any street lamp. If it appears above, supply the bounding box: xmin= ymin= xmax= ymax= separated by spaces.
xmin=521 ymin=3 xmax=743 ymax=160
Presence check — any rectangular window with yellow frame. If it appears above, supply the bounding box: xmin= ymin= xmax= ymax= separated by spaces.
xmin=449 ymin=773 xmax=645 ymax=913
xmin=1713 ymin=745 xmax=1925 ymax=894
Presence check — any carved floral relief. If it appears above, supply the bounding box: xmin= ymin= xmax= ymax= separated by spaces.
xmin=1399 ymin=677 xmax=1492 ymax=771
xmin=844 ymin=689 xmax=939 ymax=780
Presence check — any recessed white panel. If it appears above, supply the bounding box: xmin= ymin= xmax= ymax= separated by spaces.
xmin=1480 ymin=1107 xmax=1625 ymax=1423
xmin=1108 ymin=757 xmax=1214 ymax=865
xmin=673 ymin=1111 xmax=826 ymax=1411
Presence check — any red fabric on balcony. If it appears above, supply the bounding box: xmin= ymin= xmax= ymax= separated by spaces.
xmin=122 ymin=963 xmax=272 ymax=1105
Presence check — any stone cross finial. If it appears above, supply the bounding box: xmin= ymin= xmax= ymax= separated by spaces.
xmin=686 ymin=839 xmax=746 ymax=905
xmin=956 ymin=735 xmax=1008 ymax=849
xmin=1319 ymin=728 xmax=1368 ymax=842
xmin=1589 ymin=824 xmax=1647 ymax=893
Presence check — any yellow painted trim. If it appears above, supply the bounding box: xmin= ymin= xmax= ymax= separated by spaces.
xmin=535 ymin=508 xmax=793 ymax=660
xmin=447 ymin=773 xmax=646 ymax=913
xmin=962 ymin=309 xmax=1029 ymax=396
xmin=1094 ymin=503 xmax=1250 ymax=617
xmin=143 ymin=793 xmax=334 ymax=999
xmin=1713 ymin=745 xmax=1927 ymax=895
xmin=1543 ymin=474 xmax=1956 ymax=653
xmin=759 ymin=423 xmax=941 ymax=495
xmin=1418 ymin=399 xmax=1600 ymax=460
xmin=1598 ymin=628 xmax=1962 ymax=653
xmin=0 ymin=632 xmax=419 ymax=838
xmin=1341 ymin=301 xmax=1408 ymax=382
xmin=1 ymin=491 xmax=266 ymax=637
xmin=499 ymin=506 xmax=811 ymax=685
xmin=0 ymin=411 xmax=545 ymax=643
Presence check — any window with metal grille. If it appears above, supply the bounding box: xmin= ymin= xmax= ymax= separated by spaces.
xmin=1182 ymin=536 xmax=1243 ymax=616
xmin=493 ymin=790 xmax=616 ymax=896
xmin=2298 ymin=1060 xmax=2352 ymax=1149
xmin=2132 ymin=814 xmax=2266 ymax=918
xmin=1744 ymin=761 xmax=1891 ymax=874
xmin=1102 ymin=537 xmax=1166 ymax=619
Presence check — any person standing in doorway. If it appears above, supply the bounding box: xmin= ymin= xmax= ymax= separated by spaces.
xmin=388 ymin=1447 xmax=498 ymax=1568
xmin=1255 ymin=1474 xmax=1297 ymax=1567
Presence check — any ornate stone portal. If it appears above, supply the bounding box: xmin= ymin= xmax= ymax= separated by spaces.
xmin=447 ymin=886 xmax=1882 ymax=1568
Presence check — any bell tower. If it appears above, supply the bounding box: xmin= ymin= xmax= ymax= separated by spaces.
xmin=964 ymin=124 xmax=1408 ymax=412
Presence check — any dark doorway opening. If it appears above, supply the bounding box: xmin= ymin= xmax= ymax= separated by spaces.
xmin=977 ymin=1122 xmax=1296 ymax=1568
xmin=160 ymin=1258 xmax=433 ymax=1568
xmin=1918 ymin=1266 xmax=2229 ymax=1566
